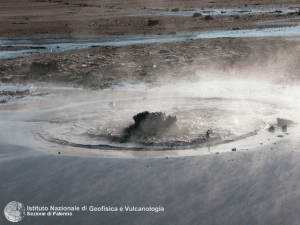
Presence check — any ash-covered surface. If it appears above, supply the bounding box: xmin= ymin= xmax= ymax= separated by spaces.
xmin=1 ymin=37 xmax=300 ymax=89
xmin=1 ymin=0 xmax=300 ymax=37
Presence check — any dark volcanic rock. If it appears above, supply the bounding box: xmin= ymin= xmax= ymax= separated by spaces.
xmin=29 ymin=60 xmax=59 ymax=75
xmin=159 ymin=49 xmax=171 ymax=54
xmin=282 ymin=125 xmax=287 ymax=133
xmin=269 ymin=125 xmax=275 ymax=132
xmin=147 ymin=20 xmax=159 ymax=26
xmin=171 ymin=8 xmax=180 ymax=12
xmin=29 ymin=46 xmax=47 ymax=49
xmin=204 ymin=15 xmax=213 ymax=21
xmin=0 ymin=66 xmax=8 ymax=71
xmin=206 ymin=130 xmax=212 ymax=138
xmin=1 ymin=77 xmax=14 ymax=82
xmin=0 ymin=89 xmax=31 ymax=96
xmin=192 ymin=12 xmax=202 ymax=17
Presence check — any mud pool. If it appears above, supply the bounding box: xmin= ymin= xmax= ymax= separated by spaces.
xmin=0 ymin=80 xmax=299 ymax=158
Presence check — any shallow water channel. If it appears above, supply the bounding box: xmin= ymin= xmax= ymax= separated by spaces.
xmin=1 ymin=25 xmax=300 ymax=59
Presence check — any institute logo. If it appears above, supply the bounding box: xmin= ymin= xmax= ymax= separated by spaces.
xmin=4 ymin=201 xmax=25 ymax=223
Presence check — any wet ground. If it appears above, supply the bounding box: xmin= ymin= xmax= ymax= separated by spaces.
xmin=0 ymin=79 xmax=299 ymax=156
xmin=2 ymin=143 xmax=300 ymax=225
xmin=1 ymin=79 xmax=300 ymax=225
xmin=121 ymin=8 xmax=300 ymax=17
xmin=1 ymin=35 xmax=300 ymax=91
xmin=1 ymin=0 xmax=300 ymax=37
xmin=1 ymin=24 xmax=300 ymax=59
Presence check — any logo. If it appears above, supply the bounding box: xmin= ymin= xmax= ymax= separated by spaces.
xmin=4 ymin=201 xmax=25 ymax=223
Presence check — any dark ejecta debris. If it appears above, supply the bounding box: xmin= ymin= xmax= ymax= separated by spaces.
xmin=277 ymin=118 xmax=295 ymax=133
xmin=277 ymin=118 xmax=294 ymax=126
xmin=125 ymin=111 xmax=177 ymax=137
xmin=29 ymin=60 xmax=59 ymax=75
xmin=171 ymin=8 xmax=180 ymax=12
xmin=269 ymin=126 xmax=275 ymax=132
xmin=203 ymin=15 xmax=213 ymax=21
xmin=268 ymin=118 xmax=294 ymax=133
xmin=29 ymin=46 xmax=46 ymax=50
xmin=282 ymin=125 xmax=287 ymax=133
xmin=147 ymin=20 xmax=159 ymax=26
xmin=206 ymin=130 xmax=212 ymax=139
xmin=117 ymin=111 xmax=178 ymax=143
xmin=192 ymin=12 xmax=202 ymax=17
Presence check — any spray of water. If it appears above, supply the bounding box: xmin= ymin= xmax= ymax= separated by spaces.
xmin=1 ymin=37 xmax=300 ymax=157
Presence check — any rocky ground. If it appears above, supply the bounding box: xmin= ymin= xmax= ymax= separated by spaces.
xmin=1 ymin=0 xmax=300 ymax=36
xmin=1 ymin=37 xmax=300 ymax=90
xmin=1 ymin=0 xmax=300 ymax=89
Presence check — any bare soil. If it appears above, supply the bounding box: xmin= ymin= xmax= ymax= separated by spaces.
xmin=0 ymin=0 xmax=300 ymax=37
xmin=1 ymin=0 xmax=300 ymax=89
xmin=1 ymin=37 xmax=300 ymax=89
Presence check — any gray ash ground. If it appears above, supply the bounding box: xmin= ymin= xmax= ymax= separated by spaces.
xmin=0 ymin=89 xmax=35 ymax=103
xmin=1 ymin=37 xmax=300 ymax=90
